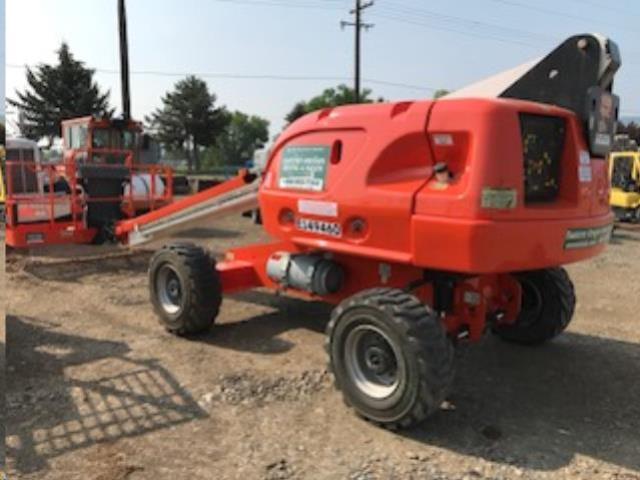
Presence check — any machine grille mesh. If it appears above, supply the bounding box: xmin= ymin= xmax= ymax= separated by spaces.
xmin=520 ymin=114 xmax=566 ymax=203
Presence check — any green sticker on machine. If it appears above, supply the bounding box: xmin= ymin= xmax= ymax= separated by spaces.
xmin=481 ymin=188 xmax=517 ymax=209
xmin=564 ymin=225 xmax=612 ymax=250
xmin=279 ymin=146 xmax=330 ymax=192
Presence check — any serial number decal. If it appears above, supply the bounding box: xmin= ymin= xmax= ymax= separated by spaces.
xmin=296 ymin=218 xmax=342 ymax=238
xmin=564 ymin=225 xmax=612 ymax=250
xmin=481 ymin=188 xmax=517 ymax=209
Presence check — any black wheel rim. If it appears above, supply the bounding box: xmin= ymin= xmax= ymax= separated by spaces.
xmin=344 ymin=321 xmax=405 ymax=400
xmin=156 ymin=264 xmax=183 ymax=315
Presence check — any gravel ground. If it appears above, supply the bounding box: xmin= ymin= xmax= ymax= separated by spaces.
xmin=4 ymin=218 xmax=640 ymax=480
xmin=1 ymin=228 xmax=6 ymax=472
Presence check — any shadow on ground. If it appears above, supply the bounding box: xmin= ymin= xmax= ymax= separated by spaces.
xmin=14 ymin=251 xmax=153 ymax=283
xmin=6 ymin=287 xmax=640 ymax=476
xmin=404 ymin=333 xmax=640 ymax=473
xmin=6 ymin=315 xmax=207 ymax=476
xmin=180 ymin=289 xmax=640 ymax=473
xmin=185 ymin=290 xmax=331 ymax=355
xmin=181 ymin=290 xmax=640 ymax=473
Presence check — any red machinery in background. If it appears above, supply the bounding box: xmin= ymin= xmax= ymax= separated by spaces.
xmin=5 ymin=140 xmax=172 ymax=247
xmin=5 ymin=0 xmax=174 ymax=248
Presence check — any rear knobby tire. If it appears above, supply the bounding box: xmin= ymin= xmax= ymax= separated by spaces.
xmin=493 ymin=267 xmax=576 ymax=345
xmin=326 ymin=288 xmax=455 ymax=429
xmin=149 ymin=243 xmax=222 ymax=335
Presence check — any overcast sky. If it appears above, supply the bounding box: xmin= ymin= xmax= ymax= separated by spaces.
xmin=4 ymin=0 xmax=640 ymax=135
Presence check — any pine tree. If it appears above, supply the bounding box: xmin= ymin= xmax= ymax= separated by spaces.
xmin=147 ymin=76 xmax=229 ymax=172
xmin=9 ymin=43 xmax=112 ymax=145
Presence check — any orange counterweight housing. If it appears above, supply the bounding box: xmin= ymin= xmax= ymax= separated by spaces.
xmin=259 ymin=98 xmax=613 ymax=275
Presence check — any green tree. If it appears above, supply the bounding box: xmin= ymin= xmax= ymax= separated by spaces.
xmin=286 ymin=102 xmax=308 ymax=125
xmin=616 ymin=121 xmax=640 ymax=149
xmin=8 ymin=43 xmax=112 ymax=145
xmin=0 ymin=121 xmax=5 ymax=145
xmin=433 ymin=89 xmax=450 ymax=99
xmin=285 ymin=84 xmax=380 ymax=124
xmin=626 ymin=122 xmax=640 ymax=144
xmin=147 ymin=76 xmax=229 ymax=172
xmin=216 ymin=111 xmax=269 ymax=166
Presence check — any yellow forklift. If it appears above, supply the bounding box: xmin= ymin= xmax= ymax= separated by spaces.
xmin=609 ymin=149 xmax=640 ymax=222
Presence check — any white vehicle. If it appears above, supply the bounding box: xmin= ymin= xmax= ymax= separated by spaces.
xmin=5 ymin=138 xmax=79 ymax=224
xmin=5 ymin=138 xmax=45 ymax=194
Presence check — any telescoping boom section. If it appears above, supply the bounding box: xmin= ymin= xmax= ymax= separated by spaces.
xmin=115 ymin=170 xmax=260 ymax=246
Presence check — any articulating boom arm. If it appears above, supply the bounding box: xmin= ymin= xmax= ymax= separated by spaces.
xmin=115 ymin=171 xmax=259 ymax=246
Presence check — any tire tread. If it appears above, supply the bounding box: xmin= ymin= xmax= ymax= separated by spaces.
xmin=149 ymin=243 xmax=222 ymax=336
xmin=493 ymin=267 xmax=576 ymax=345
xmin=327 ymin=288 xmax=455 ymax=429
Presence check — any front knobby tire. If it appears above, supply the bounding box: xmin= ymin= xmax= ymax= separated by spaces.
xmin=326 ymin=288 xmax=455 ymax=429
xmin=493 ymin=267 xmax=576 ymax=345
xmin=149 ymin=243 xmax=222 ymax=336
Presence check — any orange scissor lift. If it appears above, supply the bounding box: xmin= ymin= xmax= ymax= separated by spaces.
xmin=5 ymin=116 xmax=174 ymax=248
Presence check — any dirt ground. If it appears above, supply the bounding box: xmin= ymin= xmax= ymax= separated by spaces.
xmin=5 ymin=218 xmax=640 ymax=480
xmin=1 ymin=229 xmax=6 ymax=472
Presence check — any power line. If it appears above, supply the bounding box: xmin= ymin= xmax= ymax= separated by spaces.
xmin=372 ymin=4 xmax=640 ymax=63
xmin=545 ymin=0 xmax=640 ymax=19
xmin=189 ymin=0 xmax=640 ymax=58
xmin=197 ymin=0 xmax=636 ymax=59
xmin=6 ymin=1 xmax=637 ymax=96
xmin=209 ymin=0 xmax=550 ymax=52
xmin=211 ymin=0 xmax=344 ymax=11
xmin=347 ymin=0 xmax=639 ymax=60
xmin=486 ymin=0 xmax=638 ymax=32
xmin=366 ymin=78 xmax=435 ymax=91
xmin=381 ymin=1 xmax=553 ymax=44
xmin=341 ymin=0 xmax=375 ymax=102
xmin=5 ymin=63 xmax=344 ymax=81
xmin=5 ymin=63 xmax=437 ymax=93
xmin=372 ymin=12 xmax=544 ymax=48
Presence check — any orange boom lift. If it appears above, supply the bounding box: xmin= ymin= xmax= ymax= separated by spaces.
xmin=116 ymin=34 xmax=621 ymax=428
xmin=9 ymin=30 xmax=621 ymax=427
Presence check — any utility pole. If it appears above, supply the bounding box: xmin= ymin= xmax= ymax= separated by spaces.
xmin=118 ymin=0 xmax=131 ymax=120
xmin=341 ymin=0 xmax=374 ymax=103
